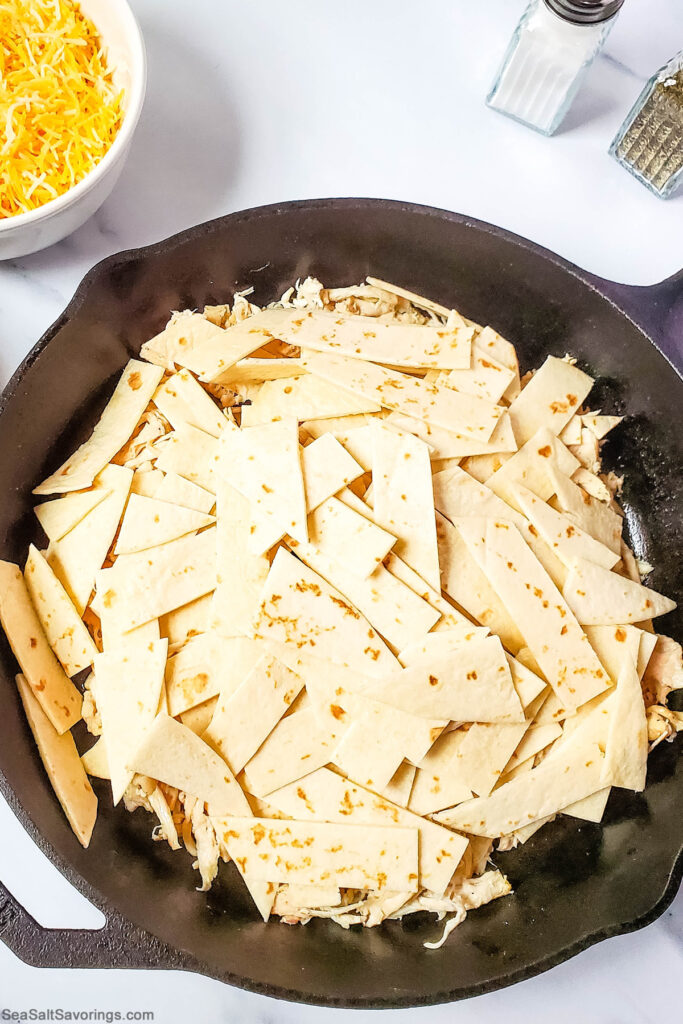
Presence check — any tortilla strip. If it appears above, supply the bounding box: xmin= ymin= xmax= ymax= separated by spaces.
xmin=548 ymin=468 xmax=622 ymax=554
xmin=302 ymin=352 xmax=503 ymax=441
xmin=266 ymin=767 xmax=467 ymax=895
xmin=504 ymin=723 xmax=563 ymax=774
xmin=150 ymin=471 xmax=215 ymax=514
xmin=99 ymin=609 xmax=160 ymax=652
xmin=559 ymin=416 xmax=583 ymax=446
xmin=114 ymin=493 xmax=214 ymax=555
xmin=165 ymin=633 xmax=248 ymax=717
xmin=371 ymin=425 xmax=440 ymax=591
xmin=34 ymin=488 xmax=110 ymax=543
xmin=636 ymin=629 xmax=658 ymax=681
xmin=380 ymin=761 xmax=417 ymax=808
xmin=487 ymin=427 xmax=579 ymax=509
xmin=563 ymin=558 xmax=676 ymax=625
xmin=140 ymin=312 xmax=232 ymax=371
xmin=203 ymin=654 xmax=305 ymax=774
xmin=601 ymin=655 xmax=648 ymax=791
xmin=81 ymin=736 xmax=109 ymax=780
xmin=303 ymin=418 xmax=379 ymax=471
xmin=154 ymin=423 xmax=220 ymax=494
xmin=47 ymin=463 xmax=133 ymax=615
xmin=242 ymin=706 xmax=342 ymax=797
xmin=93 ymin=640 xmax=167 ymax=803
xmin=222 ymin=357 xmax=306 ymax=384
xmin=331 ymin=707 xmax=419 ymax=792
xmin=128 ymin=713 xmax=251 ymax=816
xmin=582 ymin=413 xmax=622 ymax=440
xmin=384 ymin=552 xmax=478 ymax=636
xmin=582 ymin=624 xmax=641 ymax=686
xmin=0 ymin=560 xmax=82 ymax=733
xmin=449 ymin=721 xmax=530 ymax=799
xmin=512 ymin=483 xmax=620 ymax=571
xmin=437 ymin=352 xmax=516 ymax=404
xmin=399 ymin=627 xmax=490 ymax=668
xmin=240 ymin=374 xmax=381 ymax=427
xmin=369 ymin=636 xmax=524 ymax=723
xmin=209 ymin=481 xmax=269 ymax=637
xmin=251 ymin=547 xmax=399 ymax=678
xmin=383 ymin=408 xmax=518 ymax=461
xmin=16 ymin=673 xmax=96 ymax=846
xmin=307 ymin=496 xmax=396 ymax=579
xmin=433 ymin=465 xmax=526 ymax=528
xmin=301 ymin=434 xmax=364 ymax=511
xmin=94 ymin=527 xmax=217 ymax=632
xmin=217 ymin=816 xmax=419 ymax=892
xmin=507 ymin=356 xmax=593 ymax=446
xmin=159 ymin=593 xmax=212 ymax=646
xmin=159 ymin=315 xmax=274 ymax=382
xmin=153 ymin=368 xmax=227 ymax=438
xmin=178 ymin=696 xmax=219 ymax=736
xmin=24 ymin=545 xmax=98 ymax=676
xmin=289 ymin=539 xmax=440 ymax=652
xmin=364 ymin=276 xmax=451 ymax=319
xmin=506 ymin=654 xmax=547 ymax=709
xmin=34 ymin=361 xmax=163 ymax=495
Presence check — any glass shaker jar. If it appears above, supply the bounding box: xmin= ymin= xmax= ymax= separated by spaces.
xmin=487 ymin=0 xmax=624 ymax=136
xmin=609 ymin=52 xmax=683 ymax=198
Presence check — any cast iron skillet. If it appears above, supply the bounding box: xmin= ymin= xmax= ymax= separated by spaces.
xmin=0 ymin=199 xmax=681 ymax=1008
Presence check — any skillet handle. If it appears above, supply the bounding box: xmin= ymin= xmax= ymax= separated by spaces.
xmin=0 ymin=880 xmax=183 ymax=971
xmin=586 ymin=268 xmax=683 ymax=372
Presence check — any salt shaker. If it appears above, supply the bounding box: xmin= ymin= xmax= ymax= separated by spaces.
xmin=487 ymin=0 xmax=624 ymax=136
xmin=609 ymin=52 xmax=683 ymax=198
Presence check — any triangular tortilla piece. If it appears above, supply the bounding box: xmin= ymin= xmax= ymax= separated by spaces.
xmin=559 ymin=415 xmax=583 ymax=446
xmin=409 ymin=738 xmax=473 ymax=817
xmin=216 ymin=816 xmax=419 ymax=892
xmin=221 ymin=357 xmax=306 ymax=384
xmin=177 ymin=696 xmax=219 ymax=737
xmin=114 ymin=493 xmax=214 ymax=555
xmin=159 ymin=593 xmax=212 ymax=646
xmin=152 ymin=368 xmax=227 ymax=438
xmin=34 ymin=488 xmax=110 ymax=543
xmin=601 ymin=654 xmax=648 ymax=791
xmin=379 ymin=761 xmax=416 ymax=808
xmin=203 ymin=655 xmax=305 ymax=774
xmin=33 ymin=361 xmax=164 ymax=495
xmin=302 ymin=352 xmax=503 ymax=441
xmin=303 ymin=417 xmax=379 ymax=471
xmin=503 ymin=723 xmax=563 ymax=776
xmin=240 ymin=374 xmax=381 ymax=427
xmin=99 ymin=609 xmax=160 ymax=652
xmin=288 ymin=539 xmax=440 ymax=652
xmin=436 ymin=512 xmax=525 ymax=653
xmin=141 ymin=312 xmax=232 ymax=371
xmin=93 ymin=640 xmax=167 ymax=803
xmin=153 ymin=472 xmax=215 ymax=514
xmin=331 ymin=708 xmax=417 ymax=792
xmin=512 ymin=483 xmax=620 ymax=571
xmin=301 ymin=434 xmax=364 ymax=511
xmin=583 ymin=624 xmax=641 ymax=685
xmin=307 ymin=496 xmax=396 ymax=579
xmin=380 ymin=409 xmax=518 ymax=460
xmin=365 ymin=276 xmax=451 ymax=319
xmin=242 ymin=706 xmax=342 ymax=797
xmin=548 ymin=468 xmax=622 ymax=554
xmin=24 ymin=545 xmax=98 ymax=676
xmin=636 ymin=629 xmax=658 ymax=681
xmin=433 ymin=465 xmax=526 ymax=528
xmin=266 ymin=767 xmax=467 ymax=896
xmin=165 ymin=634 xmax=252 ymax=717
xmin=16 ymin=673 xmax=96 ymax=846
xmin=369 ymin=636 xmax=524 ymax=723
xmin=154 ymin=423 xmax=220 ymax=494
xmin=155 ymin=314 xmax=272 ymax=382
xmin=448 ymin=722 xmax=530 ymax=799
xmin=209 ymin=481 xmax=268 ymax=637
xmin=94 ymin=527 xmax=217 ymax=632
xmin=507 ymin=356 xmax=594 ymax=446
xmin=384 ymin=552 xmax=479 ymax=637
xmin=0 ymin=561 xmax=82 ymax=733
xmin=438 ymin=351 xmax=516 ymax=404
xmin=562 ymin=788 xmax=610 ymax=822
xmin=563 ymin=558 xmax=676 ymax=625
xmin=252 ymin=548 xmax=399 ymax=678
xmin=581 ymin=414 xmax=622 ymax=440
xmin=507 ymin=654 xmax=547 ymax=709
xmin=47 ymin=464 xmax=133 ymax=614
xmin=370 ymin=425 xmax=440 ymax=591
xmin=259 ymin=306 xmax=472 ymax=369
xmin=128 ymin=713 xmax=251 ymax=816
xmin=483 ymin=520 xmax=609 ymax=711
xmin=487 ymin=427 xmax=579 ymax=509
xmin=473 ymin=326 xmax=520 ymax=395
xmin=81 ymin=736 xmax=110 ymax=780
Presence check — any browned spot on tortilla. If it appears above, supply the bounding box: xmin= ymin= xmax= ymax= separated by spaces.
xmin=128 ymin=371 xmax=142 ymax=391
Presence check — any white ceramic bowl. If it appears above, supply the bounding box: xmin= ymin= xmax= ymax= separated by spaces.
xmin=0 ymin=0 xmax=146 ymax=261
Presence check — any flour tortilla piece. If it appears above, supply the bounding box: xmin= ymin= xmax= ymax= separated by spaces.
xmin=128 ymin=713 xmax=251 ymax=816
xmin=177 ymin=696 xmax=219 ymax=736
xmin=34 ymin=488 xmax=110 ymax=543
xmin=601 ymin=654 xmax=648 ymax=791
xmin=154 ymin=423 xmax=220 ymax=494
xmin=266 ymin=767 xmax=467 ymax=895
xmin=222 ymin=357 xmax=306 ymax=384
xmin=242 ymin=706 xmax=342 ymax=797
xmin=506 ymin=654 xmax=547 ymax=709
xmin=301 ymin=433 xmax=364 ymax=511
xmin=548 ymin=468 xmax=622 ymax=554
xmin=409 ymin=738 xmax=473 ymax=817
xmin=487 ymin=427 xmax=580 ymax=510
xmin=432 ymin=465 xmax=526 ymax=529
xmin=141 ymin=312 xmax=231 ymax=371
xmin=302 ymin=352 xmax=503 ymax=442
xmin=264 ymin=306 xmax=472 ymax=369
xmin=331 ymin=707 xmax=416 ymax=792
xmin=47 ymin=464 xmax=133 ymax=615
xmin=153 ymin=472 xmax=215 ymax=514
xmin=559 ymin=415 xmax=584 ymax=446
xmin=307 ymin=496 xmax=396 ymax=579
xmin=436 ymin=512 xmax=525 ymax=653
xmin=370 ymin=424 xmax=440 ymax=591
xmin=99 ymin=610 xmax=160 ymax=652
xmin=399 ymin=626 xmax=490 ymax=667
xmin=81 ymin=736 xmax=110 ymax=780
xmin=93 ymin=640 xmax=167 ymax=803
xmin=563 ymin=558 xmax=676 ymax=625
xmin=240 ymin=374 xmax=381 ymax=426
xmin=24 ymin=545 xmax=98 ymax=677
xmin=381 ymin=409 xmax=516 ymax=461
xmin=217 ymin=816 xmax=419 ymax=892
xmin=503 ymin=723 xmax=563 ymax=774
xmin=636 ymin=629 xmax=658 ymax=680
xmin=473 ymin=327 xmax=520 ymax=398
xmin=369 ymin=636 xmax=524 ymax=723
xmin=153 ymin=314 xmax=271 ymax=382
xmin=438 ymin=351 xmax=516 ymax=404
xmin=449 ymin=721 xmax=530 ymax=799
xmin=581 ymin=414 xmax=623 ymax=440
xmin=289 ymin=539 xmax=440 ymax=653
xmin=512 ymin=483 xmax=620 ymax=571
xmin=114 ymin=493 xmax=214 ymax=555
xmin=303 ymin=420 xmax=377 ymax=472
xmin=562 ymin=788 xmax=611 ymax=823
xmin=582 ymin=624 xmax=641 ymax=685
xmin=384 ymin=552 xmax=478 ymax=637
xmin=94 ymin=527 xmax=217 ymax=632
xmin=507 ymin=356 xmax=594 ymax=446
xmin=34 ymin=361 xmax=163 ymax=495
xmin=159 ymin=593 xmax=213 ymax=646
xmin=365 ymin=277 xmax=451 ymax=320
xmin=483 ymin=520 xmax=609 ymax=711
xmin=203 ymin=655 xmax=305 ymax=774
xmin=153 ymin=368 xmax=227 ymax=438
xmin=252 ymin=548 xmax=399 ymax=678
xmin=16 ymin=674 xmax=96 ymax=847
xmin=0 ymin=561 xmax=82 ymax=733
xmin=209 ymin=481 xmax=269 ymax=637
xmin=165 ymin=634 xmax=249 ymax=717
xmin=379 ymin=761 xmax=417 ymax=808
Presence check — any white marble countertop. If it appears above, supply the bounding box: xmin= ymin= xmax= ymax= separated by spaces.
xmin=0 ymin=0 xmax=681 ymax=1019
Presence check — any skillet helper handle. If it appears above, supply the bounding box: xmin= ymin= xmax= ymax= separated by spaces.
xmin=587 ymin=268 xmax=683 ymax=372
xmin=0 ymin=879 xmax=181 ymax=971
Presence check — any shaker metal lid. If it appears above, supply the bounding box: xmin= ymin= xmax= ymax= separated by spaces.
xmin=543 ymin=0 xmax=625 ymax=24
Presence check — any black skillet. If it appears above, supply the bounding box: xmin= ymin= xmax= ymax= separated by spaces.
xmin=0 ymin=199 xmax=681 ymax=1008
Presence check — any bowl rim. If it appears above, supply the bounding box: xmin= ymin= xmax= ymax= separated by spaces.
xmin=0 ymin=0 xmax=147 ymax=234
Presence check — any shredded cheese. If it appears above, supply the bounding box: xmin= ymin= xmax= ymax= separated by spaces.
xmin=0 ymin=0 xmax=123 ymax=218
